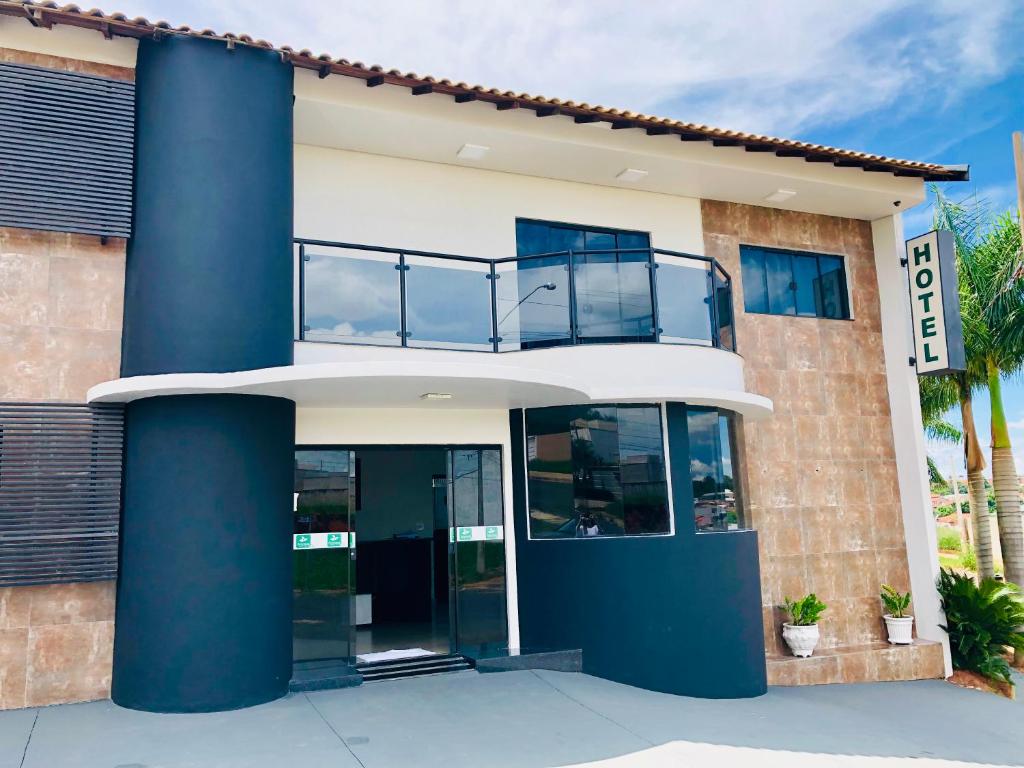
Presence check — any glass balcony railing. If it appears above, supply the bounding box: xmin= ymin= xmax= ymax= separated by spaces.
xmin=297 ymin=239 xmax=736 ymax=353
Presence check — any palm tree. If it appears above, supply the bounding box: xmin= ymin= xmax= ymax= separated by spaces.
xmin=932 ymin=190 xmax=1024 ymax=586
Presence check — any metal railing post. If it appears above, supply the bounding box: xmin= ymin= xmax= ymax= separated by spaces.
xmin=567 ymin=249 xmax=578 ymax=343
xmin=709 ymin=264 xmax=721 ymax=349
xmin=647 ymin=248 xmax=661 ymax=342
xmin=397 ymin=252 xmax=409 ymax=346
xmin=298 ymin=243 xmax=306 ymax=341
xmin=488 ymin=262 xmax=500 ymax=353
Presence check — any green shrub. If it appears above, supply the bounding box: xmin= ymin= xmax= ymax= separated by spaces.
xmin=881 ymin=584 xmax=911 ymax=618
xmin=936 ymin=526 xmax=963 ymax=552
xmin=936 ymin=568 xmax=1024 ymax=685
xmin=961 ymin=547 xmax=977 ymax=571
xmin=782 ymin=593 xmax=827 ymax=626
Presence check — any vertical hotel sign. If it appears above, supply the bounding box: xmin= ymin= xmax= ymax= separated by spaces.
xmin=905 ymin=230 xmax=965 ymax=376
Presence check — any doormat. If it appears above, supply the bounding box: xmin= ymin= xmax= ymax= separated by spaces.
xmin=357 ymin=648 xmax=438 ymax=663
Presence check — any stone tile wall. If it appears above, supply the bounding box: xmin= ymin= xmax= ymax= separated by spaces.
xmin=701 ymin=201 xmax=941 ymax=683
xmin=0 ymin=583 xmax=115 ymax=708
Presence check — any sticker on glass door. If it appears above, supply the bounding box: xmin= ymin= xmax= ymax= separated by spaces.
xmin=293 ymin=532 xmax=352 ymax=550
xmin=450 ymin=525 xmax=504 ymax=542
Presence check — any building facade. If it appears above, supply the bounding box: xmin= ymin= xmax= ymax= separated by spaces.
xmin=0 ymin=3 xmax=966 ymax=713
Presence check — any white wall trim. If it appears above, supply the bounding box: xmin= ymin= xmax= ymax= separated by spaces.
xmin=871 ymin=213 xmax=951 ymax=674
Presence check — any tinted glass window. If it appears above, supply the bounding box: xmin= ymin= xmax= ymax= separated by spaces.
xmin=740 ymin=246 xmax=850 ymax=320
xmin=525 ymin=404 xmax=670 ymax=539
xmin=687 ymin=408 xmax=746 ymax=532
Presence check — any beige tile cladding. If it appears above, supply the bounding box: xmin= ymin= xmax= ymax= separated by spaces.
xmin=0 ymin=582 xmax=115 ymax=709
xmin=701 ymin=201 xmax=922 ymax=678
xmin=0 ymin=227 xmax=126 ymax=402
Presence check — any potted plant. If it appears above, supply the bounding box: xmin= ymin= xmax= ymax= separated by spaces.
xmin=781 ymin=593 xmax=826 ymax=658
xmin=880 ymin=584 xmax=914 ymax=645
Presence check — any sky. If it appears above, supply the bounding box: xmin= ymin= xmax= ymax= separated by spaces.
xmin=113 ymin=0 xmax=1024 ymax=475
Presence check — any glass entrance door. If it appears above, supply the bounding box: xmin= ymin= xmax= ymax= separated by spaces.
xmin=447 ymin=448 xmax=508 ymax=656
xmin=293 ymin=450 xmax=356 ymax=662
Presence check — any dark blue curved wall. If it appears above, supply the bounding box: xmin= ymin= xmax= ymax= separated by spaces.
xmin=114 ymin=36 xmax=296 ymax=713
xmin=121 ymin=36 xmax=293 ymax=376
xmin=114 ymin=395 xmax=295 ymax=712
xmin=510 ymin=403 xmax=767 ymax=698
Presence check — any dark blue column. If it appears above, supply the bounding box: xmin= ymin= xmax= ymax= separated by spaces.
xmin=114 ymin=395 xmax=295 ymax=712
xmin=510 ymin=405 xmax=767 ymax=698
xmin=121 ymin=35 xmax=293 ymax=376
xmin=114 ymin=36 xmax=296 ymax=713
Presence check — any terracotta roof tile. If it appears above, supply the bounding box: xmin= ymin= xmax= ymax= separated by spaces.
xmin=0 ymin=0 xmax=969 ymax=182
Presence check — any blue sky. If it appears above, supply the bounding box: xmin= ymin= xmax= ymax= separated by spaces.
xmin=117 ymin=1 xmax=1024 ymax=473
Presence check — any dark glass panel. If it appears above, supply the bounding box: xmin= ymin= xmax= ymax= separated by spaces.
xmin=495 ymin=255 xmax=572 ymax=350
xmin=740 ymin=247 xmax=769 ymax=314
xmin=584 ymin=230 xmax=616 ymax=252
xmin=818 ymin=256 xmax=849 ymax=319
xmin=574 ymin=258 xmax=655 ymax=341
xmin=793 ymin=254 xmax=821 ymax=317
xmin=405 ymin=256 xmax=493 ymax=350
xmin=525 ymin=408 xmax=576 ymax=538
xmin=715 ymin=264 xmax=735 ymax=351
xmin=303 ymin=250 xmax=401 ymax=345
xmin=765 ymin=250 xmax=796 ymax=315
xmin=293 ymin=450 xmax=354 ymax=662
xmin=687 ymin=409 xmax=745 ymax=532
xmin=656 ymin=257 xmax=713 ymax=344
xmin=526 ymin=405 xmax=670 ymax=539
xmin=449 ymin=448 xmax=507 ymax=656
xmin=616 ymin=231 xmax=651 ymax=251
xmin=546 ymin=225 xmax=586 ymax=254
xmin=515 ymin=220 xmax=552 ymax=257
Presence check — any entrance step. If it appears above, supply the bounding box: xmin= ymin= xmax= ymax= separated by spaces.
xmin=290 ymin=659 xmax=363 ymax=693
xmin=358 ymin=653 xmax=474 ymax=682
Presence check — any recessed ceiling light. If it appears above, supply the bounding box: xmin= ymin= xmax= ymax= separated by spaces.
xmin=764 ymin=189 xmax=796 ymax=203
xmin=456 ymin=144 xmax=489 ymax=161
xmin=616 ymin=168 xmax=648 ymax=183
xmin=420 ymin=392 xmax=454 ymax=400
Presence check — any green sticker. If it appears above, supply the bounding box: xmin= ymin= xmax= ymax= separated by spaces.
xmin=485 ymin=526 xmax=499 ymax=540
xmin=327 ymin=533 xmax=343 ymax=548
xmin=294 ymin=534 xmax=311 ymax=549
xmin=458 ymin=527 xmax=472 ymax=541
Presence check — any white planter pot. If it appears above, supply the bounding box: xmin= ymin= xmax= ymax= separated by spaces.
xmin=884 ymin=615 xmax=914 ymax=645
xmin=782 ymin=623 xmax=820 ymax=658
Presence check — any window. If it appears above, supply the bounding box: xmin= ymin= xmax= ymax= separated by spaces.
xmin=525 ymin=404 xmax=670 ymax=539
xmin=686 ymin=408 xmax=746 ymax=532
xmin=514 ymin=219 xmax=655 ymax=345
xmin=740 ymin=246 xmax=850 ymax=319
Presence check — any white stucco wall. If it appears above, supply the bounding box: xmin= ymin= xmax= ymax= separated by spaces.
xmin=294 ymin=144 xmax=705 ymax=258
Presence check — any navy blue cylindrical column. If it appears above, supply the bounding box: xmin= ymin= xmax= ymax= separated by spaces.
xmin=114 ymin=395 xmax=295 ymax=712
xmin=114 ymin=36 xmax=296 ymax=713
xmin=121 ymin=35 xmax=293 ymax=376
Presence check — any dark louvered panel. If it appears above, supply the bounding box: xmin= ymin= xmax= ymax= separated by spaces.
xmin=0 ymin=402 xmax=124 ymax=586
xmin=0 ymin=62 xmax=135 ymax=238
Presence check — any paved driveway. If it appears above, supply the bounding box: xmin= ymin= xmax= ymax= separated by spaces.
xmin=1 ymin=670 xmax=1021 ymax=767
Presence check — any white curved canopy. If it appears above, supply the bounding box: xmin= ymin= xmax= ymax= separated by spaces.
xmin=88 ymin=343 xmax=774 ymax=419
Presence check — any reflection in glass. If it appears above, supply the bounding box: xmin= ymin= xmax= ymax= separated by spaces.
xmin=714 ymin=264 xmax=735 ymax=351
xmin=656 ymin=256 xmax=713 ymax=345
xmin=818 ymin=256 xmax=849 ymax=319
xmin=495 ymin=256 xmax=572 ymax=350
xmin=293 ymin=450 xmax=354 ymax=662
xmin=765 ymin=250 xmax=796 ymax=315
xmin=574 ymin=254 xmax=655 ymax=342
xmin=526 ymin=405 xmax=670 ymax=539
xmin=303 ymin=250 xmax=401 ymax=345
xmin=448 ymin=449 xmax=507 ymax=656
xmin=687 ymin=408 xmax=746 ymax=532
xmin=740 ymin=248 xmax=768 ymax=314
xmin=793 ymin=254 xmax=821 ymax=316
xmin=405 ymin=256 xmax=493 ymax=350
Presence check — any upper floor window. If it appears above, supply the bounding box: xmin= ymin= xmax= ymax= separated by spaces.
xmin=515 ymin=219 xmax=655 ymax=345
xmin=740 ymin=246 xmax=850 ymax=319
xmin=525 ymin=404 xmax=670 ymax=539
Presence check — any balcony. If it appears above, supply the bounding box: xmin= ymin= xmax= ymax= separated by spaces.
xmin=296 ymin=239 xmax=736 ymax=354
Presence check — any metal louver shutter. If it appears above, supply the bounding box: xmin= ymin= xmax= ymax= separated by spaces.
xmin=0 ymin=402 xmax=124 ymax=586
xmin=0 ymin=61 xmax=135 ymax=238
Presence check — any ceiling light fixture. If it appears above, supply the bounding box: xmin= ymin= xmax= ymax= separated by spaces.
xmin=420 ymin=392 xmax=454 ymax=400
xmin=615 ymin=168 xmax=648 ymax=183
xmin=456 ymin=143 xmax=490 ymax=161
xmin=764 ymin=188 xmax=797 ymax=203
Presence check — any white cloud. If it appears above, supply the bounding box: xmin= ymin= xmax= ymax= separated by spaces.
xmin=119 ymin=0 xmax=1022 ymax=137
